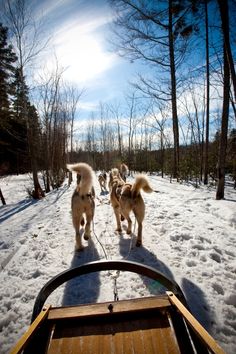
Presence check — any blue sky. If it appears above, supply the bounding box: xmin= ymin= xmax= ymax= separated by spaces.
xmin=2 ymin=0 xmax=234 ymax=142
xmin=30 ymin=0 xmax=142 ymax=118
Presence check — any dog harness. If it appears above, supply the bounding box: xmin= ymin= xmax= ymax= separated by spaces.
xmin=73 ymin=190 xmax=93 ymax=200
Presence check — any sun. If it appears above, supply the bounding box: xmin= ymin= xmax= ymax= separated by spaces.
xmin=54 ymin=23 xmax=116 ymax=83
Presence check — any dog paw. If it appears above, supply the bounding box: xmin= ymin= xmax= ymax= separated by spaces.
xmin=116 ymin=227 xmax=122 ymax=232
xmin=75 ymin=245 xmax=84 ymax=252
xmin=136 ymin=240 xmax=142 ymax=247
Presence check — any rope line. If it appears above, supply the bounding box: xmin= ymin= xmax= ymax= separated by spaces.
xmin=92 ymin=220 xmax=108 ymax=260
xmin=92 ymin=192 xmax=138 ymax=301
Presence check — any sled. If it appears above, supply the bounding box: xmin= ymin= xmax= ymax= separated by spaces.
xmin=10 ymin=260 xmax=225 ymax=354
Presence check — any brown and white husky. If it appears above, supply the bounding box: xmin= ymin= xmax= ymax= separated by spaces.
xmin=110 ymin=171 xmax=153 ymax=247
xmin=67 ymin=163 xmax=95 ymax=251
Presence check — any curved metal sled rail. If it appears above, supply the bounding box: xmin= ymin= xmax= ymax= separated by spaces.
xmin=31 ymin=259 xmax=186 ymax=321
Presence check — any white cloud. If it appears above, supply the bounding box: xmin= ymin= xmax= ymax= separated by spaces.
xmin=35 ymin=1 xmax=117 ymax=85
xmin=54 ymin=27 xmax=117 ymax=83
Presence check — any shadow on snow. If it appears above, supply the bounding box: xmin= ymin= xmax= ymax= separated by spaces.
xmin=0 ymin=199 xmax=35 ymax=223
xmin=118 ymin=231 xmax=213 ymax=333
xmin=62 ymin=238 xmax=101 ymax=306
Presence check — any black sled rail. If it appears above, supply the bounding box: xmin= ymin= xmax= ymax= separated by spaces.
xmin=31 ymin=259 xmax=185 ymax=321
xmin=10 ymin=260 xmax=226 ymax=354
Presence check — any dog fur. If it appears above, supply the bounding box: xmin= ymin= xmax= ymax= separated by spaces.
xmin=110 ymin=172 xmax=153 ymax=247
xmin=119 ymin=163 xmax=129 ymax=182
xmin=98 ymin=172 xmax=107 ymax=193
xmin=67 ymin=162 xmax=95 ymax=251
xmin=108 ymin=168 xmax=123 ymax=191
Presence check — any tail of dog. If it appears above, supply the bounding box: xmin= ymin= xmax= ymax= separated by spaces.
xmin=67 ymin=162 xmax=94 ymax=195
xmin=111 ymin=168 xmax=120 ymax=177
xmin=131 ymin=175 xmax=153 ymax=196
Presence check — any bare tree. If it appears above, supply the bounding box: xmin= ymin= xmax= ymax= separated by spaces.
xmin=84 ymin=114 xmax=98 ymax=168
xmin=2 ymin=0 xmax=49 ymax=198
xmin=109 ymin=0 xmax=198 ymax=178
xmin=179 ymin=81 xmax=206 ymax=181
xmin=216 ymin=23 xmax=230 ymax=199
xmin=63 ymin=84 xmax=85 ymax=160
xmin=124 ymin=91 xmax=143 ymax=170
xmin=61 ymin=84 xmax=85 ymax=184
xmin=37 ymin=63 xmax=67 ymax=191
xmin=203 ymin=0 xmax=210 ymax=185
xmin=217 ymin=0 xmax=236 ymax=102
xmin=108 ymin=102 xmax=124 ymax=161
xmin=147 ymin=103 xmax=169 ymax=177
xmin=99 ymin=103 xmax=110 ymax=170
xmin=0 ymin=188 xmax=6 ymax=205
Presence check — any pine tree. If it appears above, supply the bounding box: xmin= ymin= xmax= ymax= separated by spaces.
xmin=10 ymin=67 xmax=30 ymax=172
xmin=0 ymin=23 xmax=18 ymax=172
xmin=11 ymin=69 xmax=45 ymax=197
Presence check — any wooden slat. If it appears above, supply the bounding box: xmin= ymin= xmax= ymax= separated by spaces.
xmin=160 ymin=321 xmax=181 ymax=354
xmin=47 ymin=303 xmax=181 ymax=354
xmin=48 ymin=296 xmax=171 ymax=321
xmin=167 ymin=291 xmax=226 ymax=354
xmin=9 ymin=305 xmax=51 ymax=354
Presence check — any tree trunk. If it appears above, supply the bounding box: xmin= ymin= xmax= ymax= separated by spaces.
xmin=217 ymin=0 xmax=236 ymax=102
xmin=32 ymin=163 xmax=45 ymax=199
xmin=0 ymin=188 xmax=6 ymax=205
xmin=216 ymin=44 xmax=230 ymax=200
xmin=203 ymin=0 xmax=210 ymax=185
xmin=68 ymin=171 xmax=73 ymax=186
xmin=169 ymin=0 xmax=179 ymax=179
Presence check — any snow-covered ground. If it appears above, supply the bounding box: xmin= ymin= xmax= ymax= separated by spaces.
xmin=0 ymin=171 xmax=235 ymax=354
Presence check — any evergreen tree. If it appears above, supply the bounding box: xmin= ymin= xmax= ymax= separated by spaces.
xmin=10 ymin=67 xmax=30 ymax=172
xmin=11 ymin=68 xmax=45 ymax=197
xmin=0 ymin=23 xmax=16 ymax=117
xmin=0 ymin=23 xmax=18 ymax=172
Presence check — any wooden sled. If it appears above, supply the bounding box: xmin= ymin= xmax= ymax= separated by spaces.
xmin=10 ymin=260 xmax=225 ymax=354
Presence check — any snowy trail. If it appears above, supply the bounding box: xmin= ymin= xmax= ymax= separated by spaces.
xmin=0 ymin=173 xmax=235 ymax=354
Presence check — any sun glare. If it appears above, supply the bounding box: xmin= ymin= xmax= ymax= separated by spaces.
xmin=52 ymin=22 xmax=116 ymax=83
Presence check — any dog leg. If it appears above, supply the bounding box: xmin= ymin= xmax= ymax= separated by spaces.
xmin=126 ymin=216 xmax=132 ymax=234
xmin=84 ymin=205 xmax=94 ymax=240
xmin=133 ymin=201 xmax=144 ymax=247
xmin=136 ymin=222 xmax=143 ymax=247
xmin=123 ymin=213 xmax=132 ymax=234
xmin=75 ymin=230 xmax=84 ymax=251
xmin=120 ymin=208 xmax=132 ymax=234
xmin=72 ymin=212 xmax=84 ymax=251
xmin=84 ymin=221 xmax=91 ymax=240
xmin=114 ymin=206 xmax=122 ymax=232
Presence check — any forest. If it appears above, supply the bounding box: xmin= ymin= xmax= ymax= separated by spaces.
xmin=0 ymin=0 xmax=236 ymax=202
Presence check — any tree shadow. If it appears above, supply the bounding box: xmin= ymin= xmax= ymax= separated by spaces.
xmin=62 ymin=238 xmax=101 ymax=306
xmin=0 ymin=198 xmax=35 ymax=223
xmin=181 ymin=278 xmax=213 ymax=333
xmin=52 ymin=184 xmax=70 ymax=203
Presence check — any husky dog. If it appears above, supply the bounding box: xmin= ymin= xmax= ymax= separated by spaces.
xmin=119 ymin=163 xmax=129 ymax=182
xmin=98 ymin=172 xmax=107 ymax=193
xmin=108 ymin=168 xmax=123 ymax=191
xmin=67 ymin=163 xmax=95 ymax=251
xmin=110 ymin=171 xmax=153 ymax=247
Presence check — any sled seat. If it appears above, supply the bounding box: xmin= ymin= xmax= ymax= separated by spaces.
xmin=45 ymin=295 xmax=178 ymax=354
xmin=10 ymin=260 xmax=225 ymax=354
xmin=11 ymin=292 xmax=225 ymax=354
